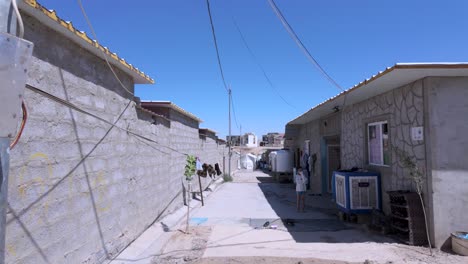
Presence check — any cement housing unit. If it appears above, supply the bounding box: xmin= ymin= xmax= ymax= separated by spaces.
xmin=285 ymin=63 xmax=468 ymax=249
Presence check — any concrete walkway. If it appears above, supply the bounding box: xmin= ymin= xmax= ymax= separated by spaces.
xmin=112 ymin=170 xmax=468 ymax=264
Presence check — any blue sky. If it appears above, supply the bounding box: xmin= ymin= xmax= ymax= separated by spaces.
xmin=39 ymin=0 xmax=468 ymax=139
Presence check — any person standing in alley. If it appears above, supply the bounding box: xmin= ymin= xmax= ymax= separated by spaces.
xmin=301 ymin=150 xmax=310 ymax=190
xmin=295 ymin=167 xmax=307 ymax=212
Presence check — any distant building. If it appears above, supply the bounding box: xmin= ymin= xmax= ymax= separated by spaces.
xmin=261 ymin=132 xmax=284 ymax=147
xmin=226 ymin=135 xmax=241 ymax=146
xmin=242 ymin=133 xmax=258 ymax=148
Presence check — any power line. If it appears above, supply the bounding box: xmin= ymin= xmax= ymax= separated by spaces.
xmin=232 ymin=16 xmax=296 ymax=109
xmin=26 ymin=85 xmax=189 ymax=157
xmin=267 ymin=0 xmax=345 ymax=93
xmin=229 ymin=91 xmax=239 ymax=129
xmin=76 ymin=0 xmax=135 ymax=97
xmin=206 ymin=0 xmax=229 ymax=93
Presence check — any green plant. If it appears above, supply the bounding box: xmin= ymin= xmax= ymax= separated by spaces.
xmin=223 ymin=173 xmax=233 ymax=182
xmin=184 ymin=155 xmax=196 ymax=181
xmin=394 ymin=147 xmax=432 ymax=254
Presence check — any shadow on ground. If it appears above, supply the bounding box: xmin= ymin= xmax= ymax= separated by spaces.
xmin=256 ymin=169 xmax=394 ymax=244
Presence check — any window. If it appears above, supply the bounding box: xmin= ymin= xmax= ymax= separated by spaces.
xmin=368 ymin=121 xmax=390 ymax=166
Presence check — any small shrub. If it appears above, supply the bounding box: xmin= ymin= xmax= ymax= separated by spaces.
xmin=223 ymin=173 xmax=233 ymax=182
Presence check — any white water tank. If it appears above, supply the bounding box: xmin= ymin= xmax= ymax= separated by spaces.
xmin=275 ymin=150 xmax=293 ymax=173
xmin=269 ymin=151 xmax=277 ymax=172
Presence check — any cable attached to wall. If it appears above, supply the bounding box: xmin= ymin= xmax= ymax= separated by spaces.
xmin=25 ymin=84 xmax=189 ymax=157
xmin=9 ymin=101 xmax=27 ymax=149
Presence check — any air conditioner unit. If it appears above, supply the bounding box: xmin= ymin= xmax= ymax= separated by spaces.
xmin=332 ymin=171 xmax=381 ymax=214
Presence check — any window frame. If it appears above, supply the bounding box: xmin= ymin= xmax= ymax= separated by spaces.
xmin=367 ymin=121 xmax=390 ymax=167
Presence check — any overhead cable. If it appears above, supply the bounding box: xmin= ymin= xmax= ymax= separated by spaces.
xmin=267 ymin=0 xmax=344 ymax=93
xmin=229 ymin=92 xmax=239 ymax=129
xmin=206 ymin=0 xmax=229 ymax=93
xmin=76 ymin=0 xmax=135 ymax=97
xmin=232 ymin=16 xmax=296 ymax=109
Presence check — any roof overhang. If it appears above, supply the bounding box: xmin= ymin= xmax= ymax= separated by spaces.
xmin=199 ymin=128 xmax=217 ymax=134
xmin=288 ymin=63 xmax=468 ymax=125
xmin=19 ymin=0 xmax=154 ymax=84
xmin=141 ymin=101 xmax=202 ymax=123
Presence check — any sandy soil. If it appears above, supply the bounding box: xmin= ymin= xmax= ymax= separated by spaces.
xmin=193 ymin=256 xmax=358 ymax=264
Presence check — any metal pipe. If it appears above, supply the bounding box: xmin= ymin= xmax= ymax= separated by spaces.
xmin=0 ymin=139 xmax=10 ymax=264
xmin=0 ymin=1 xmax=16 ymax=263
xmin=0 ymin=0 xmax=15 ymax=34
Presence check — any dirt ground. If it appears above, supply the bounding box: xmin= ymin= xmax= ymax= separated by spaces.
xmin=193 ymin=256 xmax=358 ymax=264
xmin=150 ymin=226 xmax=464 ymax=264
xmin=151 ymin=226 xmax=358 ymax=264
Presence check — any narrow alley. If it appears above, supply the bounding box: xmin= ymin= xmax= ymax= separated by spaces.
xmin=113 ymin=170 xmax=466 ymax=264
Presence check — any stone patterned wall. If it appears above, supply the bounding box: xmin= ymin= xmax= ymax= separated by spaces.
xmin=6 ymin=14 xmax=227 ymax=264
xmin=341 ymin=80 xmax=426 ymax=198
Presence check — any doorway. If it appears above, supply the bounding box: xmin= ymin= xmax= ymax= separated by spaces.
xmin=327 ymin=145 xmax=341 ymax=193
xmin=321 ymin=136 xmax=341 ymax=194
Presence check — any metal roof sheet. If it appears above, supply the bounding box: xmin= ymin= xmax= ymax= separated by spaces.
xmin=19 ymin=0 xmax=154 ymax=84
xmin=199 ymin=128 xmax=217 ymax=134
xmin=141 ymin=101 xmax=202 ymax=123
xmin=288 ymin=63 xmax=468 ymax=125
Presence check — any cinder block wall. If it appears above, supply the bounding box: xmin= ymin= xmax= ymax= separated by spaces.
xmin=6 ymin=14 xmax=227 ymax=264
xmin=425 ymin=77 xmax=468 ymax=248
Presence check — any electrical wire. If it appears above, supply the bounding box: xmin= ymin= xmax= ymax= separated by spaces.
xmin=9 ymin=101 xmax=27 ymax=149
xmin=232 ymin=17 xmax=296 ymax=110
xmin=267 ymin=0 xmax=344 ymax=92
xmin=229 ymin=92 xmax=239 ymax=129
xmin=206 ymin=0 xmax=229 ymax=93
xmin=267 ymin=0 xmax=349 ymax=111
xmin=76 ymin=0 xmax=135 ymax=97
xmin=11 ymin=0 xmax=24 ymax=38
xmin=25 ymin=84 xmax=189 ymax=157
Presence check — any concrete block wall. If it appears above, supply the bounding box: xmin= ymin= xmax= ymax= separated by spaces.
xmin=425 ymin=77 xmax=468 ymax=248
xmin=6 ymin=14 xmax=228 ymax=264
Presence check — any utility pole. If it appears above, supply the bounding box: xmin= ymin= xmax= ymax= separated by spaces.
xmin=239 ymin=124 xmax=242 ymax=158
xmin=228 ymin=88 xmax=231 ymax=178
xmin=0 ymin=1 xmax=33 ymax=263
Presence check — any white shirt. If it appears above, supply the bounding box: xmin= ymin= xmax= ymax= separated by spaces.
xmin=295 ymin=173 xmax=308 ymax=192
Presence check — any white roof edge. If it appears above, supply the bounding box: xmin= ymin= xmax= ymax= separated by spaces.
xmin=396 ymin=62 xmax=468 ymax=66
xmin=287 ymin=62 xmax=468 ymax=126
xmin=19 ymin=1 xmax=154 ymax=84
xmin=141 ymin=101 xmax=203 ymax=123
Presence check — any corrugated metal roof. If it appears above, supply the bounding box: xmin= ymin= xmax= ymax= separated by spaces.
xmin=288 ymin=62 xmax=468 ymax=125
xmin=141 ymin=101 xmax=202 ymax=123
xmin=199 ymin=128 xmax=217 ymax=134
xmin=135 ymin=104 xmax=171 ymax=123
xmin=19 ymin=0 xmax=154 ymax=84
